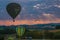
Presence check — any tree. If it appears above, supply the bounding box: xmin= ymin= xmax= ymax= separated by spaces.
xmin=56 ymin=25 xmax=60 ymax=29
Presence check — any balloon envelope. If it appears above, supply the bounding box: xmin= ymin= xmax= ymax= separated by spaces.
xmin=16 ymin=27 xmax=26 ymax=37
xmin=6 ymin=3 xmax=21 ymax=19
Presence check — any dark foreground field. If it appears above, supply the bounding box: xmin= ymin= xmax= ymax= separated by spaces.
xmin=0 ymin=23 xmax=60 ymax=40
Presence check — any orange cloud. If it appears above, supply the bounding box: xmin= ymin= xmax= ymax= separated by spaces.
xmin=0 ymin=19 xmax=60 ymax=26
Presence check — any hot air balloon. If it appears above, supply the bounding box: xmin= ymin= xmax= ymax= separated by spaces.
xmin=16 ymin=26 xmax=26 ymax=37
xmin=6 ymin=3 xmax=21 ymax=22
xmin=16 ymin=26 xmax=26 ymax=40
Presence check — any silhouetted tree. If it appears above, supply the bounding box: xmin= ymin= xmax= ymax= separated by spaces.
xmin=56 ymin=25 xmax=60 ymax=29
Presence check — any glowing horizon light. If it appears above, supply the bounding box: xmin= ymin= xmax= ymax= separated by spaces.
xmin=0 ymin=19 xmax=60 ymax=26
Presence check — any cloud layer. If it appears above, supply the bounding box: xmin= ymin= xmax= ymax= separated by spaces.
xmin=0 ymin=0 xmax=60 ymax=25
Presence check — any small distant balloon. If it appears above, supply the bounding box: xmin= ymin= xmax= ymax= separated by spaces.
xmin=16 ymin=26 xmax=26 ymax=37
xmin=6 ymin=3 xmax=21 ymax=22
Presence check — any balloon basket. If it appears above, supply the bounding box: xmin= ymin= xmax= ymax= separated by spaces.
xmin=13 ymin=19 xmax=15 ymax=22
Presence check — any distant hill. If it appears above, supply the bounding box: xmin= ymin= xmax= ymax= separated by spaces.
xmin=0 ymin=23 xmax=60 ymax=30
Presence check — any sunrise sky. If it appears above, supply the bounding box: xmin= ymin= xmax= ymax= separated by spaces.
xmin=0 ymin=0 xmax=60 ymax=26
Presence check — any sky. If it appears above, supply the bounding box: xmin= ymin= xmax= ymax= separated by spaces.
xmin=0 ymin=0 xmax=60 ymax=26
